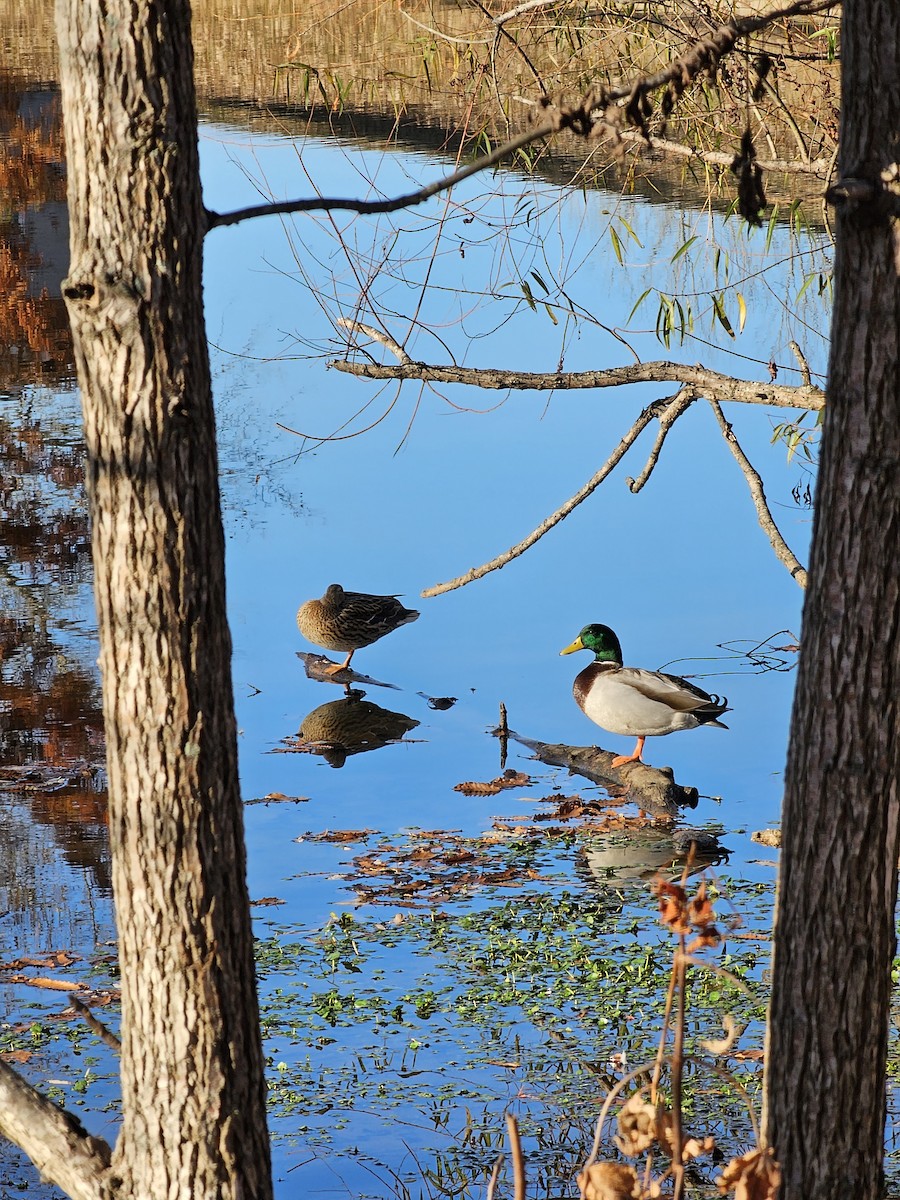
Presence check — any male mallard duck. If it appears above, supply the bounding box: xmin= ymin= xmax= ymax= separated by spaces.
xmin=297 ymin=584 xmax=419 ymax=674
xmin=560 ymin=623 xmax=729 ymax=768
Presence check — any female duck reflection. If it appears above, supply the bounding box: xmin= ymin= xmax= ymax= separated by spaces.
xmin=288 ymin=694 xmax=420 ymax=768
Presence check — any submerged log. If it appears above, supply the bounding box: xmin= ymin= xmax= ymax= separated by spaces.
xmin=507 ymin=732 xmax=700 ymax=820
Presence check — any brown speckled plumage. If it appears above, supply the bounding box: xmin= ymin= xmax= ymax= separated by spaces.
xmin=297 ymin=583 xmax=419 ymax=671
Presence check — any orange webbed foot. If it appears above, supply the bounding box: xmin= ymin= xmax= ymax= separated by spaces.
xmin=610 ymin=736 xmax=645 ymax=769
xmin=610 ymin=752 xmax=642 ymax=769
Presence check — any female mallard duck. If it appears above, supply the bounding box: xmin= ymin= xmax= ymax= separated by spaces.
xmin=560 ymin=623 xmax=729 ymax=768
xmin=297 ymin=584 xmax=419 ymax=674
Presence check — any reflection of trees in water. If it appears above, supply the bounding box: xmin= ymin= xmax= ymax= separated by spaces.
xmin=0 ymin=394 xmax=108 ymax=906
xmin=0 ymin=71 xmax=72 ymax=385
xmin=0 ymin=412 xmax=90 ymax=586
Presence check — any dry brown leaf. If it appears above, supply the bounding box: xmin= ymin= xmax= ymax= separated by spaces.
xmin=309 ymin=829 xmax=372 ymax=842
xmin=354 ymin=855 xmax=387 ymax=875
xmin=700 ymin=1013 xmax=743 ymax=1055
xmin=1 ymin=1049 xmax=32 ymax=1064
xmin=577 ymin=1161 xmax=640 ymax=1200
xmin=454 ymin=781 xmax=503 ymax=796
xmin=615 ymin=1093 xmax=672 ymax=1156
xmin=496 ymin=770 xmax=531 ymax=789
xmin=687 ymin=880 xmax=716 ymax=927
xmin=250 ymin=897 xmax=285 ymax=907
xmin=716 ymin=1146 xmax=781 ymax=1200
xmin=454 ymin=770 xmax=531 ymax=796
xmin=12 ymin=975 xmax=82 ymax=992
xmin=750 ymin=828 xmax=781 ymax=848
xmin=686 ymin=926 xmax=722 ymax=953
xmin=682 ymin=1135 xmax=717 ymax=1162
xmin=1 ymin=954 xmax=80 ymax=972
xmin=654 ymin=879 xmax=691 ymax=933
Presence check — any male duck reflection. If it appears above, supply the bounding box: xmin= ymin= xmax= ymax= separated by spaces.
xmin=560 ymin=623 xmax=729 ymax=768
xmin=297 ymin=583 xmax=419 ymax=674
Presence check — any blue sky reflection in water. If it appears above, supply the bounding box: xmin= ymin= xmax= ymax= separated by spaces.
xmin=196 ymin=126 xmax=825 ymax=1191
xmin=201 ymin=124 xmax=824 ymax=831
xmin=2 ymin=120 xmax=833 ymax=1195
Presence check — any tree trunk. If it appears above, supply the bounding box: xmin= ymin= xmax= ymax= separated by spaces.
xmin=39 ymin=0 xmax=272 ymax=1194
xmin=763 ymin=1 xmax=900 ymax=1195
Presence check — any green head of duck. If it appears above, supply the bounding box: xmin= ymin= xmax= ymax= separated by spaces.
xmin=560 ymin=623 xmax=623 ymax=664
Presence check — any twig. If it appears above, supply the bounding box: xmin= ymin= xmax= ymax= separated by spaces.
xmin=582 ymin=1059 xmax=659 ymax=1172
xmin=399 ymin=7 xmax=492 ymax=46
xmin=421 ymin=402 xmax=660 ymax=596
xmin=492 ymin=0 xmax=563 ymax=26
xmin=708 ymin=400 xmax=808 ymax=587
xmin=206 ymin=120 xmax=557 ymax=229
xmin=507 ymin=1114 xmax=527 ymax=1200
xmin=69 ymin=995 xmax=122 ymax=1053
xmin=755 ymin=72 xmax=811 ymax=163
xmin=789 ymin=340 xmax=812 ymax=387
xmin=613 ymin=128 xmax=831 ymax=176
xmin=626 ymin=389 xmax=696 ymax=492
xmin=336 ymin=317 xmax=412 ymax=366
xmin=486 ymin=1152 xmax=505 ymax=1200
xmin=331 ymin=346 xmax=825 ymax=411
xmin=498 ymin=701 xmax=509 ymax=769
xmin=671 ymin=941 xmax=687 ymax=1200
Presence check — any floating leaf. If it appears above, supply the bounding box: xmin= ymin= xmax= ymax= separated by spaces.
xmin=13 ymin=976 xmax=82 ymax=992
xmin=454 ymin=780 xmax=502 ymax=796
xmin=454 ymin=770 xmax=531 ymax=796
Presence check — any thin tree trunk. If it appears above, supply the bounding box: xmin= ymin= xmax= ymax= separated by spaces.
xmin=51 ymin=0 xmax=274 ymax=1194
xmin=763 ymin=0 xmax=900 ymax=1195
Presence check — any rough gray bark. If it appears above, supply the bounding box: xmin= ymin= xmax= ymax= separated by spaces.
xmin=1 ymin=1 xmax=275 ymax=1196
xmin=763 ymin=0 xmax=900 ymax=1194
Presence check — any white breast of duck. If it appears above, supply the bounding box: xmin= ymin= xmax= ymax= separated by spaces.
xmin=574 ymin=662 xmax=729 ymax=738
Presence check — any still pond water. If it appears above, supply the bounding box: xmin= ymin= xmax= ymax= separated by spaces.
xmin=1 ymin=107 xmax=838 ymax=1196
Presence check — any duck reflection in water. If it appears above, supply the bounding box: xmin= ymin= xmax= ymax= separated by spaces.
xmin=577 ymin=827 xmax=728 ymax=891
xmin=287 ymin=693 xmax=420 ymax=768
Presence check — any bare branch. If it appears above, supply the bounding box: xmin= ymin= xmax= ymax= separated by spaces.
xmin=789 ymin=339 xmax=813 ymax=386
xmin=331 ymin=346 xmax=825 ymax=411
xmin=69 ymin=995 xmax=122 ymax=1053
xmin=335 ymin=317 xmax=412 ymax=366
xmin=492 ymin=0 xmax=561 ymax=23
xmin=613 ymin=128 xmax=831 ymax=176
xmin=626 ymin=389 xmax=696 ymax=492
xmin=486 ymin=1152 xmax=505 ymax=1200
xmin=602 ymin=0 xmax=839 ymax=105
xmin=0 ymin=1060 xmax=112 ymax=1200
xmin=421 ymin=402 xmax=659 ymax=596
xmin=708 ymin=400 xmax=808 ymax=587
xmin=205 ymin=122 xmax=556 ymax=230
